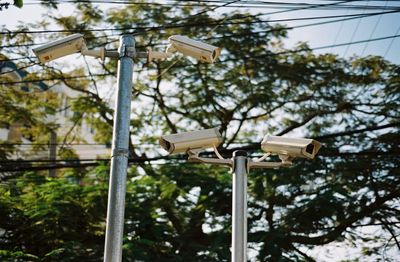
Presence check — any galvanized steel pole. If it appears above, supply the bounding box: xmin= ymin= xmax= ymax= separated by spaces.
xmin=103 ymin=34 xmax=135 ymax=262
xmin=232 ymin=150 xmax=248 ymax=262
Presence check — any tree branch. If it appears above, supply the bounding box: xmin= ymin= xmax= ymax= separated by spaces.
xmin=289 ymin=190 xmax=400 ymax=245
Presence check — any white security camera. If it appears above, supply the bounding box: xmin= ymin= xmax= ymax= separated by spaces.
xmin=159 ymin=127 xmax=223 ymax=155
xmin=167 ymin=35 xmax=221 ymax=64
xmin=32 ymin=33 xmax=106 ymax=63
xmin=261 ymin=135 xmax=321 ymax=159
xmin=33 ymin=34 xmax=86 ymax=63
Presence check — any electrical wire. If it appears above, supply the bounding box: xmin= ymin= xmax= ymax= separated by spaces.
xmin=2 ymin=121 xmax=398 ymax=149
xmin=0 ymin=33 xmax=397 ymax=86
xmin=1 ymin=121 xmax=399 ymax=171
xmin=383 ymin=24 xmax=400 ymax=58
xmin=342 ymin=0 xmax=370 ymax=57
xmin=267 ymin=32 xmax=400 ymax=57
xmin=361 ymin=0 xmax=388 ymax=56
xmin=329 ymin=2 xmax=349 ymax=53
xmin=1 ymin=8 xmax=398 ymax=64
xmin=1 ymin=149 xmax=399 ymax=173
xmin=4 ymin=1 xmax=397 ymax=35
xmin=0 ymin=62 xmax=41 ymax=75
xmin=1 ymin=31 xmax=399 ymax=87
xmin=0 ymin=73 xmax=113 ymax=85
xmin=0 ymin=56 xmax=36 ymax=62
xmin=1 ymin=11 xmax=386 ymax=35
xmin=1 ymin=8 xmax=398 ymax=76
xmin=22 ymin=0 xmax=400 ymax=11
xmin=1 ymin=9 xmax=399 ymax=59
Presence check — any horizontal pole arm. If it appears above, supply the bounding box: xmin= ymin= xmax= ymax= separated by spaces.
xmin=188 ymin=154 xmax=232 ymax=167
xmin=247 ymin=160 xmax=288 ymax=169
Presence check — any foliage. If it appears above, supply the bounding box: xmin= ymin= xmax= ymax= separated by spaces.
xmin=0 ymin=168 xmax=107 ymax=261
xmin=14 ymin=0 xmax=23 ymax=8
xmin=0 ymin=2 xmax=399 ymax=261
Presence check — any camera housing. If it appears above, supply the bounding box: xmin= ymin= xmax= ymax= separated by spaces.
xmin=167 ymin=35 xmax=221 ymax=63
xmin=159 ymin=127 xmax=223 ymax=155
xmin=32 ymin=34 xmax=86 ymax=63
xmin=261 ymin=135 xmax=321 ymax=159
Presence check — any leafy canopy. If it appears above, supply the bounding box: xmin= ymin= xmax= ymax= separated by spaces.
xmin=0 ymin=2 xmax=399 ymax=261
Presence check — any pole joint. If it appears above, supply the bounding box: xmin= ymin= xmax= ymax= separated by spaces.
xmin=232 ymin=150 xmax=248 ymax=173
xmin=119 ymin=44 xmax=136 ymax=59
xmin=111 ymin=148 xmax=129 ymax=158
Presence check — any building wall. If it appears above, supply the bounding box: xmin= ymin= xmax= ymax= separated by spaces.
xmin=0 ymin=61 xmax=110 ymax=161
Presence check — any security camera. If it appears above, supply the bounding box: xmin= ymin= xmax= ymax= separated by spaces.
xmin=159 ymin=127 xmax=223 ymax=155
xmin=261 ymin=135 xmax=321 ymax=159
xmin=33 ymin=34 xmax=86 ymax=63
xmin=167 ymin=35 xmax=221 ymax=64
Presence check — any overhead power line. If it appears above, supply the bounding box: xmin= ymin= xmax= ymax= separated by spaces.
xmin=360 ymin=0 xmax=388 ymax=56
xmin=1 ymin=149 xmax=398 ymax=166
xmin=0 ymin=12 xmax=375 ymax=52
xmin=0 ymin=62 xmax=41 ymax=75
xmin=0 ymin=73 xmax=113 ymax=85
xmin=1 ymin=31 xmax=399 ymax=86
xmin=1 ymin=120 xmax=398 ymax=146
xmin=0 ymin=0 xmax=388 ymax=36
xmin=301 ymin=33 xmax=400 ymax=53
xmin=1 ymin=8 xmax=398 ymax=72
xmin=383 ymin=24 xmax=400 ymax=58
xmin=23 ymin=0 xmax=400 ymax=11
xmin=1 ymin=149 xmax=399 ymax=173
xmin=3 ymin=9 xmax=399 ymax=35
xmin=343 ymin=0 xmax=370 ymax=57
xmin=0 ymin=56 xmax=36 ymax=62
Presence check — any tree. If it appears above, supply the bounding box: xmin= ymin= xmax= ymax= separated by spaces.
xmin=14 ymin=0 xmax=23 ymax=8
xmin=0 ymin=166 xmax=108 ymax=261
xmin=0 ymin=2 xmax=399 ymax=261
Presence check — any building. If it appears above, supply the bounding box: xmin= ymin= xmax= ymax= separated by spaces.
xmin=0 ymin=59 xmax=110 ymax=164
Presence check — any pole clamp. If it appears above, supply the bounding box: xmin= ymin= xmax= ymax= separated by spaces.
xmin=119 ymin=44 xmax=136 ymax=59
xmin=111 ymin=148 xmax=129 ymax=158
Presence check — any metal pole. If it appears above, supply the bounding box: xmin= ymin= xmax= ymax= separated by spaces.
xmin=48 ymin=130 xmax=57 ymax=177
xmin=104 ymin=34 xmax=135 ymax=262
xmin=232 ymin=150 xmax=248 ymax=262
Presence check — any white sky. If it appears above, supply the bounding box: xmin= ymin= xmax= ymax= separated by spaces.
xmin=1 ymin=1 xmax=399 ymax=261
xmin=1 ymin=1 xmax=400 ymax=64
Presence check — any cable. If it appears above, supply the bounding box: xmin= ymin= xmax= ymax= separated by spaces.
xmin=0 ymin=34 xmax=113 ymax=49
xmin=1 ymin=32 xmax=399 ymax=86
xmin=0 ymin=12 xmax=376 ymax=35
xmin=271 ymin=33 xmax=400 ymax=56
xmin=0 ymin=56 xmax=36 ymax=62
xmin=0 ymin=73 xmax=113 ymax=85
xmin=383 ymin=24 xmax=400 ymax=58
xmin=316 ymin=33 xmax=400 ymax=51
xmin=182 ymin=0 xmax=240 ymax=18
xmin=1 ymin=145 xmax=399 ymax=165
xmin=194 ymin=9 xmax=399 ymax=43
xmin=329 ymin=2 xmax=349 ymax=53
xmin=3 ymin=31 xmax=399 ymax=81
xmin=361 ymin=0 xmax=388 ymax=56
xmin=22 ymin=0 xmax=400 ymax=11
xmin=4 ymin=2 xmax=397 ymax=35
xmin=382 ymin=233 xmax=400 ymax=261
xmin=0 ymin=155 xmax=185 ymax=172
xmin=0 ymin=9 xmax=398 ymax=51
xmin=343 ymin=0 xmax=370 ymax=57
xmin=0 ymin=142 xmax=158 ymax=147
xmin=2 ymin=121 xmax=399 ymax=149
xmin=0 ymin=62 xmax=41 ymax=75
xmin=0 ymin=34 xmax=397 ymax=86
xmin=1 ymin=8 xmax=397 ymax=62
xmin=1 ymin=149 xmax=399 ymax=173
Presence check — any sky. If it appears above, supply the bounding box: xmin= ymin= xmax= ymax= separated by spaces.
xmin=1 ymin=1 xmax=399 ymax=260
xmin=1 ymin=0 xmax=400 ymax=64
